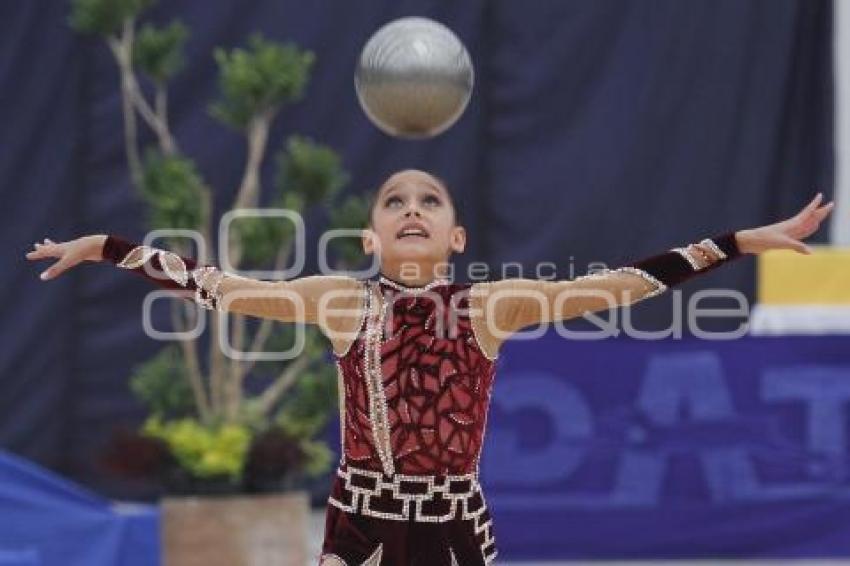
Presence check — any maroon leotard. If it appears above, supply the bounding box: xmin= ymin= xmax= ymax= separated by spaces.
xmin=323 ymin=278 xmax=498 ymax=565
xmin=101 ymin=231 xmax=741 ymax=565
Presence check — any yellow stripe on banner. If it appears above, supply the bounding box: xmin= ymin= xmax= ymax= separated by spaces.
xmin=758 ymin=247 xmax=850 ymax=305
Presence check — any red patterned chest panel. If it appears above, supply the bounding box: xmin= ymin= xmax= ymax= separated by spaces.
xmin=336 ymin=280 xmax=496 ymax=477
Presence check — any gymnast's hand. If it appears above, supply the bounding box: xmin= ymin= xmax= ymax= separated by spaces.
xmin=734 ymin=192 xmax=835 ymax=255
xmin=25 ymin=234 xmax=108 ymax=281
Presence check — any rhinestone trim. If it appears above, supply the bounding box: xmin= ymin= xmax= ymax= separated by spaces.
xmin=700 ymin=237 xmax=728 ymax=260
xmin=603 ymin=266 xmax=668 ymax=299
xmin=379 ymin=275 xmax=450 ymax=294
xmin=473 ymin=364 xmax=496 ymax=475
xmin=363 ymin=283 xmax=395 ymax=477
xmin=115 ymin=245 xmax=157 ymax=270
xmin=671 ymin=246 xmax=701 ymax=270
xmin=478 ymin=488 xmax=498 ymax=565
xmin=468 ymin=282 xmax=499 ymax=362
xmin=335 ymin=282 xmax=369 ymax=358
xmin=115 ymin=245 xmax=226 ymax=311
xmin=319 ymin=544 xmax=383 ymax=566
xmin=318 ymin=554 xmax=347 ymax=566
xmin=190 ymin=266 xmax=225 ymax=310
xmin=159 ymin=251 xmax=189 ymax=286
xmin=328 ymin=465 xmax=481 ymax=521
xmin=327 ymin=465 xmax=497 ymax=563
xmin=335 ymin=360 xmax=347 ymax=467
xmin=362 ymin=543 xmax=383 ymax=566
xmin=117 ymin=245 xmax=189 ymax=286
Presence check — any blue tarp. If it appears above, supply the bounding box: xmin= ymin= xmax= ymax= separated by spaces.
xmin=0 ymin=450 xmax=158 ymax=566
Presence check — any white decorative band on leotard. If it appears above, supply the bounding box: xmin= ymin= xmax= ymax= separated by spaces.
xmin=363 ymin=283 xmax=396 ymax=477
xmin=327 ymin=464 xmax=497 ymax=563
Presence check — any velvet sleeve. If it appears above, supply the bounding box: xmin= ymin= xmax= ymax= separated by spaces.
xmin=468 ymin=231 xmax=742 ymax=359
xmin=101 ymin=234 xmax=366 ymax=354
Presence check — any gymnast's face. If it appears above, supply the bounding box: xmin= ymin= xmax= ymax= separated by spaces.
xmin=363 ymin=170 xmax=466 ymax=274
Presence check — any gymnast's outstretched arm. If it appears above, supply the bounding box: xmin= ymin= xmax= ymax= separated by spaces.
xmin=26 ymin=233 xmax=365 ymax=354
xmin=469 ymin=193 xmax=835 ymax=359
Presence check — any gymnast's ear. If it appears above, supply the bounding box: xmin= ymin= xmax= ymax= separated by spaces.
xmin=362 ymin=228 xmax=379 ymax=255
xmin=449 ymin=225 xmax=466 ymax=254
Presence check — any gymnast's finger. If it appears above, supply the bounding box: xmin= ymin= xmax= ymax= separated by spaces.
xmin=39 ymin=256 xmax=76 ymax=281
xmin=26 ymin=242 xmax=57 ymax=260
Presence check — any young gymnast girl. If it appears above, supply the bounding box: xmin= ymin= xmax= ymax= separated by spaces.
xmin=27 ymin=169 xmax=834 ymax=565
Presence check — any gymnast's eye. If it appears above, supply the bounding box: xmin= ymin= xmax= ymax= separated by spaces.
xmin=422 ymin=194 xmax=441 ymax=207
xmin=384 ymin=195 xmax=403 ymax=208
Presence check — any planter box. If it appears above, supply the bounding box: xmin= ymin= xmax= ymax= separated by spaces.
xmin=162 ymin=491 xmax=310 ymax=566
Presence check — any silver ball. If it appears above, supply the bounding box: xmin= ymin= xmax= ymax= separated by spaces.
xmin=355 ymin=17 xmax=474 ymax=139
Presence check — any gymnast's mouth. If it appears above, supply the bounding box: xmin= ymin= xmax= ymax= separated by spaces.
xmin=396 ymin=222 xmax=430 ymax=239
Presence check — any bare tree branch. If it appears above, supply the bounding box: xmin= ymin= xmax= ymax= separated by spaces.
xmin=153 ymin=85 xmax=177 ymax=156
xmin=107 ymin=20 xmax=178 ymax=158
xmin=169 ymin=290 xmax=211 ymax=422
xmin=107 ymin=29 xmax=143 ymax=187
xmin=234 ymin=245 xmax=293 ymax=382
xmin=155 ymin=86 xmax=167 ymax=127
xmin=127 ymin=77 xmax=176 ymax=153
xmin=232 ymin=114 xmax=272 ymax=213
xmin=215 ymin=112 xmax=276 ymax=421
xmin=198 ymin=185 xmax=220 ymax=419
xmin=225 ymin=312 xmax=246 ymax=420
xmin=209 ymin=315 xmax=226 ymax=416
xmin=226 ymin=244 xmax=293 ymax=420
xmin=257 ymin=355 xmax=311 ymax=416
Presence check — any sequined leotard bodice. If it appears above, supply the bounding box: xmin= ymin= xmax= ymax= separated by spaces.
xmin=337 ymin=279 xmax=496 ymax=478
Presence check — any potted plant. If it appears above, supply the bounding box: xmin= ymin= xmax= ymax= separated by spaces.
xmin=70 ymin=1 xmax=369 ymax=563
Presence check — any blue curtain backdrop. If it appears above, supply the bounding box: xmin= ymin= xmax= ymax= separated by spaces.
xmin=0 ymin=0 xmax=834 ymax=550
